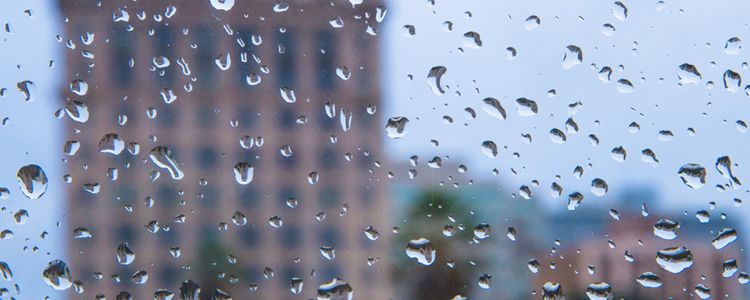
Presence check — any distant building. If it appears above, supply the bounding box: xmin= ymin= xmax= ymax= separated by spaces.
xmin=60 ymin=0 xmax=390 ymax=299
xmin=533 ymin=210 xmax=745 ymax=299
xmin=389 ymin=163 xmax=549 ymax=299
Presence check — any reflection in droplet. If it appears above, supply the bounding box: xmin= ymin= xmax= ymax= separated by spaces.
xmin=426 ymin=66 xmax=447 ymax=95
xmin=678 ymin=163 xmax=706 ymax=189
xmin=712 ymin=228 xmax=738 ymax=249
xmin=656 ymin=246 xmax=693 ymax=273
xmin=562 ymin=45 xmax=583 ymax=69
xmin=385 ymin=117 xmax=409 ymax=139
xmin=316 ymin=278 xmax=353 ymax=300
xmin=233 ymin=162 xmax=254 ymax=185
xmin=17 ymin=164 xmax=47 ymax=199
xmin=406 ymin=238 xmax=436 ymax=265
xmin=42 ymin=260 xmax=73 ymax=290
xmin=149 ymin=146 xmax=184 ymax=180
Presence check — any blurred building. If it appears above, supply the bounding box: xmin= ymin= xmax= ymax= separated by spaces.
xmin=533 ymin=209 xmax=745 ymax=299
xmin=60 ymin=0 xmax=389 ymax=299
xmin=388 ymin=163 xmax=549 ymax=299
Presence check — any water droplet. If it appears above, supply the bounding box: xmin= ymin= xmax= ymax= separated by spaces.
xmin=715 ymin=156 xmax=741 ymax=187
xmin=723 ymin=70 xmax=742 ymax=92
xmin=725 ymin=37 xmax=742 ymax=55
xmin=723 ymin=259 xmax=738 ymax=277
xmin=280 ymin=87 xmax=296 ymax=103
xmin=549 ymin=129 xmax=567 ymax=144
xmin=653 ymin=219 xmax=679 ymax=240
xmin=524 ymin=15 xmax=541 ymax=30
xmin=590 ymin=178 xmax=608 ymax=196
xmin=64 ymin=100 xmax=89 ymax=123
xmin=585 ymin=282 xmax=611 ymax=300
xmin=233 ymin=162 xmax=254 ymax=185
xmin=180 ymin=280 xmax=200 ymax=299
xmin=42 ymin=260 xmax=73 ymax=290
xmin=320 ymin=246 xmax=336 ymax=260
xmin=694 ymin=284 xmax=711 ymax=299
xmin=478 ymin=274 xmax=492 ymax=289
xmin=316 ymin=278 xmax=353 ymax=300
xmin=678 ymin=163 xmax=706 ymax=189
xmin=385 ymin=117 xmax=409 ymax=139
xmin=289 ymin=277 xmax=304 ymax=295
xmin=69 ymin=79 xmax=88 ymax=96
xmin=149 ymin=146 xmax=184 ymax=180
xmin=481 ymin=141 xmax=498 ymax=158
xmin=601 ymin=23 xmax=615 ymax=36
xmin=482 ymin=97 xmax=507 ymax=120
xmin=463 ymin=31 xmax=482 ymax=48
xmin=515 ymin=98 xmax=538 ymax=116
xmin=567 ymin=192 xmax=584 ymax=210
xmin=364 ymin=226 xmax=379 ymax=241
xmin=636 ymin=272 xmax=662 ymax=288
xmin=542 ymin=282 xmax=564 ymax=299
xmin=656 ymin=246 xmax=693 ymax=273
xmin=473 ymin=223 xmax=491 ymax=239
xmin=612 ymin=1 xmax=628 ymax=21
xmin=210 ymin=0 xmax=235 ymax=11
xmin=0 ymin=262 xmax=12 ymax=281
xmin=116 ymin=242 xmax=136 ymax=265
xmin=562 ymin=45 xmax=583 ymax=69
xmin=426 ymin=66 xmax=447 ymax=95
xmin=611 ymin=146 xmax=627 ymax=162
xmin=98 ymin=133 xmax=125 ymax=155
xmin=712 ymin=228 xmax=738 ymax=249
xmin=16 ymin=80 xmax=36 ymax=101
xmin=16 ymin=164 xmax=47 ymax=199
xmin=677 ymin=63 xmax=702 ymax=84
xmin=616 ymin=79 xmax=634 ymax=93
xmin=405 ymin=238 xmax=436 ymax=265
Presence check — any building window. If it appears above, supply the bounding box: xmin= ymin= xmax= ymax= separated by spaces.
xmin=111 ymin=25 xmax=133 ymax=86
xmin=196 ymin=103 xmax=217 ymax=128
xmin=278 ymin=186 xmax=297 ymax=208
xmin=277 ymin=30 xmax=295 ymax=87
xmin=319 ymin=187 xmax=339 ymax=209
xmin=196 ymin=146 xmax=218 ymax=169
xmin=317 ymin=30 xmax=336 ymax=90
xmin=238 ymin=185 xmax=259 ymax=207
xmin=319 ymin=109 xmax=335 ymax=130
xmin=319 ymin=226 xmax=340 ymax=247
xmin=198 ymin=186 xmax=219 ymax=208
xmin=157 ymin=103 xmax=178 ymax=128
xmin=278 ymin=106 xmax=295 ymax=130
xmin=240 ymin=227 xmax=259 ymax=247
xmin=194 ymin=26 xmax=214 ymax=86
xmin=154 ymin=26 xmax=174 ymax=85
xmin=281 ymin=225 xmax=301 ymax=248
xmin=319 ymin=147 xmax=337 ymax=169
xmin=236 ymin=105 xmax=256 ymax=129
xmin=117 ymin=224 xmax=136 ymax=243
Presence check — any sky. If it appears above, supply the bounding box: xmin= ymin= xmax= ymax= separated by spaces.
xmin=381 ymin=0 xmax=750 ymax=216
xmin=0 ymin=0 xmax=65 ymax=298
xmin=2 ymin=0 xmax=750 ymax=298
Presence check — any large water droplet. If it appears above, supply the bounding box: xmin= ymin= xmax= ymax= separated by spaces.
xmin=653 ymin=219 xmax=679 ymax=240
xmin=725 ymin=37 xmax=742 ymax=55
xmin=116 ymin=242 xmax=136 ymax=265
xmin=515 ymin=98 xmax=538 ymax=116
xmin=636 ymin=272 xmax=662 ymax=288
xmin=542 ymin=282 xmax=564 ymax=299
xmin=42 ymin=260 xmax=73 ymax=290
xmin=712 ymin=228 xmax=738 ymax=249
xmin=678 ymin=163 xmax=706 ymax=189
xmin=585 ymin=282 xmax=611 ymax=300
xmin=64 ymin=100 xmax=89 ymax=123
xmin=612 ymin=1 xmax=628 ymax=21
xmin=723 ymin=70 xmax=742 ymax=92
xmin=210 ymin=0 xmax=235 ymax=11
xmin=98 ymin=133 xmax=125 ymax=155
xmin=463 ymin=31 xmax=482 ymax=48
xmin=656 ymin=246 xmax=693 ymax=273
xmin=677 ymin=63 xmax=702 ymax=84
xmin=562 ymin=45 xmax=583 ymax=69
xmin=426 ymin=66 xmax=447 ymax=95
xmin=385 ymin=117 xmax=409 ymax=139
xmin=715 ymin=156 xmax=741 ymax=187
xmin=17 ymin=80 xmax=36 ymax=101
xmin=233 ymin=162 xmax=254 ymax=185
xmin=316 ymin=278 xmax=353 ymax=300
xmin=149 ymin=146 xmax=184 ymax=180
xmin=16 ymin=164 xmax=47 ymax=199
xmin=405 ymin=238 xmax=436 ymax=265
xmin=482 ymin=97 xmax=507 ymax=120
xmin=524 ymin=15 xmax=540 ymax=31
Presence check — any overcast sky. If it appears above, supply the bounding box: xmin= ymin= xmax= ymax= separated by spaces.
xmin=3 ymin=0 xmax=750 ymax=298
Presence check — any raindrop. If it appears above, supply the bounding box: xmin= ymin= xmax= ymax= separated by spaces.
xmin=16 ymin=164 xmax=47 ymax=199
xmin=97 ymin=133 xmax=125 ymax=155
xmin=725 ymin=37 xmax=741 ymax=55
xmin=636 ymin=272 xmax=662 ymax=288
xmin=481 ymin=141 xmax=498 ymax=158
xmin=715 ymin=156 xmax=741 ymax=187
xmin=562 ymin=45 xmax=583 ymax=69
xmin=482 ymin=97 xmax=506 ymax=120
xmin=42 ymin=260 xmax=73 ymax=290
xmin=677 ymin=163 xmax=706 ymax=189
xmin=64 ymin=100 xmax=89 ymax=123
xmin=515 ymin=98 xmax=538 ymax=116
xmin=463 ymin=31 xmax=482 ymax=48
xmin=590 ymin=178 xmax=608 ymax=196
xmin=149 ymin=146 xmax=184 ymax=180
xmin=426 ymin=66 xmax=447 ymax=95
xmin=316 ymin=278 xmax=353 ymax=300
xmin=585 ymin=282 xmax=611 ymax=300
xmin=116 ymin=242 xmax=136 ymax=265
xmin=677 ymin=63 xmax=702 ymax=84
xmin=16 ymin=80 xmax=36 ymax=101
xmin=524 ymin=15 xmax=541 ymax=30
xmin=612 ymin=1 xmax=628 ymax=21
xmin=210 ymin=0 xmax=235 ymax=11
xmin=653 ymin=219 xmax=679 ymax=240
xmin=473 ymin=223 xmax=491 ymax=239
xmin=385 ymin=117 xmax=409 ymax=139
xmin=723 ymin=70 xmax=741 ymax=92
xmin=656 ymin=246 xmax=693 ymax=273
xmin=280 ymin=87 xmax=296 ymax=103
xmin=405 ymin=238 xmax=436 ymax=265
xmin=233 ymin=162 xmax=254 ymax=185
xmin=712 ymin=228 xmax=738 ymax=249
